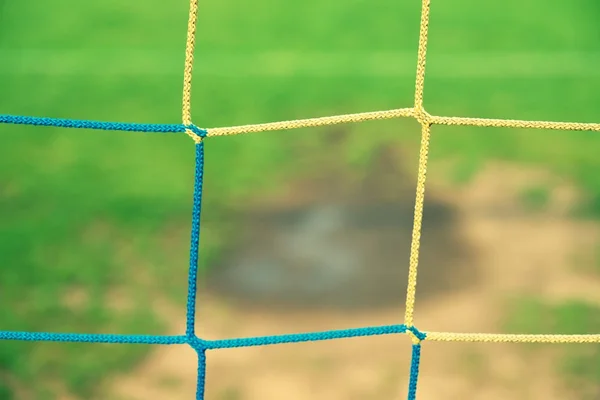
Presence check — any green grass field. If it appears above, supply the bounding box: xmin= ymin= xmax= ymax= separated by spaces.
xmin=1 ymin=0 xmax=600 ymax=398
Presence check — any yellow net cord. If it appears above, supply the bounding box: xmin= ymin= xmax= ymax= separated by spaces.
xmin=180 ymin=0 xmax=600 ymax=345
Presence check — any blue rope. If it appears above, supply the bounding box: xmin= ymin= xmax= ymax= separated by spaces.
xmin=186 ymin=140 xmax=206 ymax=339
xmin=0 ymin=331 xmax=187 ymax=345
xmin=407 ymin=344 xmax=423 ymax=400
xmin=0 ymin=116 xmax=426 ymax=399
xmin=185 ymin=140 xmax=208 ymax=400
xmin=0 ymin=114 xmax=209 ymax=135
xmin=195 ymin=347 xmax=208 ymax=400
xmin=202 ymin=324 xmax=407 ymax=350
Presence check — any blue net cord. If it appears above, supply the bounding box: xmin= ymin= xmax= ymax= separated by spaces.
xmin=0 ymin=331 xmax=187 ymax=345
xmin=202 ymin=324 xmax=409 ymax=350
xmin=187 ymin=141 xmax=207 ymax=399
xmin=0 ymin=326 xmax=411 ymax=347
xmin=0 ymin=119 xmax=425 ymax=398
xmin=195 ymin=347 xmax=208 ymax=400
xmin=186 ymin=142 xmax=206 ymax=340
xmin=0 ymin=113 xmax=202 ymax=134
xmin=407 ymin=344 xmax=422 ymax=400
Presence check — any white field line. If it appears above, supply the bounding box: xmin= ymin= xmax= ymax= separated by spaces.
xmin=1 ymin=50 xmax=600 ymax=78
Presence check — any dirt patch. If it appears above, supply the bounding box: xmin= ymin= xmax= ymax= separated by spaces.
xmin=204 ymin=144 xmax=476 ymax=311
xmin=108 ymin=160 xmax=600 ymax=400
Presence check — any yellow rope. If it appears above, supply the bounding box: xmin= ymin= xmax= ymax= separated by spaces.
xmin=403 ymin=0 xmax=432 ymax=329
xmin=204 ymin=111 xmax=600 ymax=137
xmin=404 ymin=122 xmax=431 ymax=328
xmin=206 ymin=108 xmax=415 ymax=136
xmin=413 ymin=0 xmax=431 ymax=122
xmin=182 ymin=0 xmax=202 ymax=144
xmin=180 ymin=0 xmax=600 ymax=345
xmin=431 ymin=115 xmax=600 ymax=131
xmin=425 ymin=331 xmax=600 ymax=343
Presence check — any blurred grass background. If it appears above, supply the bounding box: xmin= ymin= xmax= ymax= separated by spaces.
xmin=1 ymin=0 xmax=600 ymax=398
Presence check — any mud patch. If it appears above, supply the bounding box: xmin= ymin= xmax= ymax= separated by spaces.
xmin=205 ymin=144 xmax=477 ymax=311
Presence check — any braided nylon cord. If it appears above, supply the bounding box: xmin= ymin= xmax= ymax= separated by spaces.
xmin=425 ymin=332 xmax=600 ymax=343
xmin=2 ymin=0 xmax=600 ymax=398
xmin=404 ymin=0 xmax=432 ymax=332
xmin=182 ymin=0 xmax=201 ymax=143
xmin=206 ymin=107 xmax=415 ymax=136
xmin=431 ymin=115 xmax=600 ymax=131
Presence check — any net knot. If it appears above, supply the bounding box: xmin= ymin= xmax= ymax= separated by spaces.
xmin=185 ymin=124 xmax=207 ymax=144
xmin=406 ymin=326 xmax=427 ymax=344
xmin=414 ymin=108 xmax=432 ymax=126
